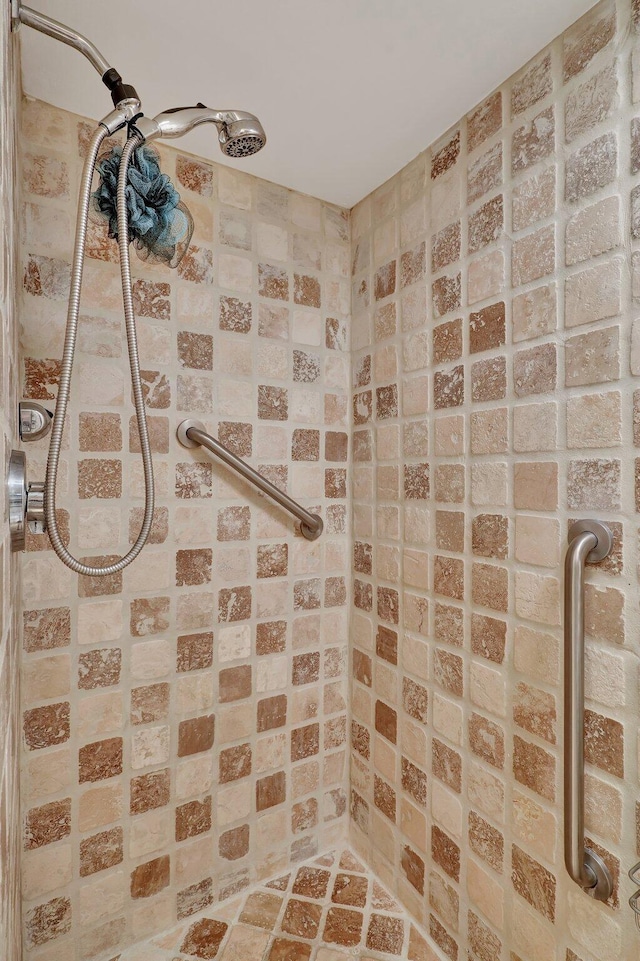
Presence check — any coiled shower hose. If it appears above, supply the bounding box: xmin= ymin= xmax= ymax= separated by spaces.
xmin=44 ymin=125 xmax=155 ymax=576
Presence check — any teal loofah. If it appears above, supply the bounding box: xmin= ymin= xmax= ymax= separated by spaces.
xmin=92 ymin=143 xmax=193 ymax=268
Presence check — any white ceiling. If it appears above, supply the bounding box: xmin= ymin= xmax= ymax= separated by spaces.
xmin=19 ymin=0 xmax=598 ymax=208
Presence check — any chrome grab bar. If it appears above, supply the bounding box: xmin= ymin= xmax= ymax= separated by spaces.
xmin=176 ymin=419 xmax=323 ymax=541
xmin=564 ymin=519 xmax=613 ymax=902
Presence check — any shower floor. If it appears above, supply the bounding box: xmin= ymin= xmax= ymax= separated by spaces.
xmin=118 ymin=847 xmax=429 ymax=961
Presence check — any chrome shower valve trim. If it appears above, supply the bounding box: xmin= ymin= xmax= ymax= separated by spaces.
xmin=8 ymin=451 xmax=45 ymax=551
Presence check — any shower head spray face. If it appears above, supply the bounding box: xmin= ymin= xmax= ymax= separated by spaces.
xmin=141 ymin=105 xmax=266 ymax=157
xmin=218 ymin=117 xmax=266 ymax=157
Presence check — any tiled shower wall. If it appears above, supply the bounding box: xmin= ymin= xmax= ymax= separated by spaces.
xmin=349 ymin=0 xmax=640 ymax=959
xmin=0 ymin=6 xmax=23 ymax=961
xmin=18 ymin=100 xmax=351 ymax=958
xmin=16 ymin=1 xmax=640 ymax=960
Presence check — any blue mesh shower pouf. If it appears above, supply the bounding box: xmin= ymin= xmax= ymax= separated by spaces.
xmin=91 ymin=144 xmax=194 ymax=268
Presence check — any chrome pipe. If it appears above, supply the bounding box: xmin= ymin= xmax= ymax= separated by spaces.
xmin=176 ymin=420 xmax=323 ymax=541
xmin=17 ymin=4 xmax=112 ymax=76
xmin=564 ymin=519 xmax=613 ymax=902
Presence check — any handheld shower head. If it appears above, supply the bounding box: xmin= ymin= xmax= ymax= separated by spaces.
xmin=218 ymin=116 xmax=266 ymax=158
xmin=139 ymin=105 xmax=266 ymax=157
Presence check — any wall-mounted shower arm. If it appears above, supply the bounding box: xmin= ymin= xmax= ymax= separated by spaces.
xmin=13 ymin=2 xmax=140 ymax=107
xmin=14 ymin=3 xmax=111 ymax=76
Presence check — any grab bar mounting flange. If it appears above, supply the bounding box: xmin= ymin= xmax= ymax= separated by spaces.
xmin=177 ymin=418 xmax=202 ymax=449
xmin=568 ymin=519 xmax=611 ymax=562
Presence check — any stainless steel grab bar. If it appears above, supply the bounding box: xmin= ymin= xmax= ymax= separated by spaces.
xmin=564 ymin=519 xmax=613 ymax=902
xmin=176 ymin=419 xmax=323 ymax=541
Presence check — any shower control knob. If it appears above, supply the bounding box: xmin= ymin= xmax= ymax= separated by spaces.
xmin=8 ymin=450 xmax=27 ymax=551
xmin=8 ymin=451 xmax=47 ymax=549
xmin=19 ymin=401 xmax=53 ymax=442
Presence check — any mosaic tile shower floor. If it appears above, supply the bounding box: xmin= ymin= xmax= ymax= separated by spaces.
xmin=117 ymin=849 xmax=430 ymax=961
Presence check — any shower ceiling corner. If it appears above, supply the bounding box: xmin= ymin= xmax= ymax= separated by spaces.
xmin=19 ymin=0 xmax=601 ymax=207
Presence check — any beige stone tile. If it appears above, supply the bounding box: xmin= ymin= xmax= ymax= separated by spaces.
xmin=467 ymin=857 xmax=504 ymax=929
xmin=515 ymin=570 xmax=561 ymax=626
xmin=514 ymin=461 xmax=558 ymax=511
xmin=434 ymin=415 xmax=464 ymax=455
xmin=468 ymin=762 xmax=505 ymax=824
xmin=513 ymin=402 xmax=557 ymax=452
xmin=22 ymin=654 xmax=70 ymax=702
xmin=78 ymin=783 xmax=123 ymax=833
xmin=512 ymin=283 xmax=556 ymax=342
xmin=470 ymin=408 xmax=508 ymax=454
xmin=512 ymin=168 xmax=555 ymax=232
xmin=175 ymin=837 xmax=216 ymax=888
xmin=131 ymin=892 xmax=173 ymax=942
xmin=470 ymin=662 xmax=506 ymax=717
xmin=512 ymin=224 xmax=555 ymax=287
xmin=515 ymin=515 xmax=560 ymax=567
xmin=584 ymin=772 xmax=622 ymax=844
xmin=566 ymin=390 xmax=621 ymax=448
xmin=129 ymin=809 xmax=172 ymax=860
xmin=78 ymin=691 xmax=123 ymax=739
xmin=471 ymin=463 xmax=508 ymax=507
xmin=513 ymin=624 xmax=560 ymax=684
xmin=511 ymin=899 xmax=555 ymax=961
xmin=26 ymin=748 xmax=72 ymax=801
xmin=565 ymin=259 xmax=621 ymax=329
xmin=432 ymin=693 xmax=463 ymax=746
xmin=78 ymin=871 xmax=126 ymax=928
xmin=131 ymin=640 xmax=172 ymax=680
xmin=565 ymin=325 xmax=620 ymax=387
xmin=567 ymin=889 xmax=622 ymax=961
xmin=22 ymin=844 xmax=73 ymax=901
xmin=432 ymin=781 xmax=463 ymax=839
xmin=131 ymin=725 xmax=170 ymax=770
xmin=565 ymin=195 xmax=620 ymax=265
xmin=468 ymin=249 xmax=505 ymax=304
xmin=512 ymin=791 xmax=557 ymax=864
xmin=584 ymin=646 xmax=625 ymax=709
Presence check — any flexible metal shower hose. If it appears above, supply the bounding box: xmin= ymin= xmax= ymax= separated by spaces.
xmin=44 ymin=126 xmax=155 ymax=576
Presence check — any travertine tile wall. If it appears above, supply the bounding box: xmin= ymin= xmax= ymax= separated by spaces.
xmin=18 ymin=99 xmax=351 ymax=958
xmin=17 ymin=1 xmax=640 ymax=960
xmin=0 ymin=6 xmax=23 ymax=961
xmin=349 ymin=1 xmax=640 ymax=959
